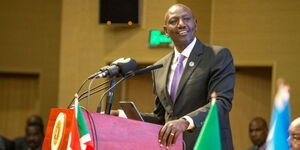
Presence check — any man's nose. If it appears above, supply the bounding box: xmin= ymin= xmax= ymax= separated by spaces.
xmin=250 ymin=131 xmax=257 ymax=137
xmin=177 ymin=19 xmax=186 ymax=28
xmin=27 ymin=135 xmax=35 ymax=141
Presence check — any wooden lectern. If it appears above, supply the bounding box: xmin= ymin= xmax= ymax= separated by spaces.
xmin=42 ymin=108 xmax=183 ymax=150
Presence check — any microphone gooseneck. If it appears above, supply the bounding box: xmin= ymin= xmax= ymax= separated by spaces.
xmin=133 ymin=64 xmax=163 ymax=76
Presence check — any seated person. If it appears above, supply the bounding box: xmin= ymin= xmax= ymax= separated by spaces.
xmin=289 ymin=117 xmax=300 ymax=150
xmin=14 ymin=115 xmax=44 ymax=150
xmin=248 ymin=117 xmax=268 ymax=150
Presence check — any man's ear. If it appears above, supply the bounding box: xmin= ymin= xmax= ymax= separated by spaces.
xmin=163 ymin=25 xmax=168 ymax=36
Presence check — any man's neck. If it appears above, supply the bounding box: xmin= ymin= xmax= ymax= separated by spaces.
xmin=174 ymin=37 xmax=197 ymax=53
xmin=256 ymin=142 xmax=266 ymax=150
xmin=174 ymin=43 xmax=189 ymax=53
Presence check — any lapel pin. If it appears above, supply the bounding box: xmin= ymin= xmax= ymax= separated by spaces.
xmin=189 ymin=61 xmax=195 ymax=67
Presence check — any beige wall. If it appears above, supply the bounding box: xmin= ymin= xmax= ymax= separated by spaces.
xmin=211 ymin=0 xmax=300 ymax=148
xmin=211 ymin=0 xmax=300 ymax=118
xmin=0 ymin=0 xmax=61 ymax=137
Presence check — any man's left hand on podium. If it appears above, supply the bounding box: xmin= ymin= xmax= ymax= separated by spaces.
xmin=158 ymin=118 xmax=189 ymax=149
xmin=109 ymin=110 xmax=119 ymax=116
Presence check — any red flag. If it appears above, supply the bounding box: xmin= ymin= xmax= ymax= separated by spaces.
xmin=67 ymin=112 xmax=81 ymax=150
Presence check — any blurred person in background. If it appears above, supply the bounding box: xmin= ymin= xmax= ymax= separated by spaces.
xmin=248 ymin=117 xmax=268 ymax=150
xmin=14 ymin=115 xmax=44 ymax=150
xmin=289 ymin=117 xmax=300 ymax=150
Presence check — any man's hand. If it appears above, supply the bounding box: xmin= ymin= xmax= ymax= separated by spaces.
xmin=109 ymin=110 xmax=119 ymax=116
xmin=159 ymin=118 xmax=189 ymax=149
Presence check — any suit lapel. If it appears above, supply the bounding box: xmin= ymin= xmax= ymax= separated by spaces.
xmin=175 ymin=40 xmax=204 ymax=103
xmin=160 ymin=52 xmax=174 ymax=107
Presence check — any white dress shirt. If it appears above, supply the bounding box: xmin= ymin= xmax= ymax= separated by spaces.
xmin=167 ymin=37 xmax=196 ymax=94
xmin=167 ymin=37 xmax=197 ymax=130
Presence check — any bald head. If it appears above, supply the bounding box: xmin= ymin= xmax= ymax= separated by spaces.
xmin=291 ymin=118 xmax=300 ymax=129
xmin=26 ymin=115 xmax=44 ymax=132
xmin=290 ymin=117 xmax=300 ymax=150
xmin=164 ymin=4 xmax=194 ymax=25
xmin=27 ymin=115 xmax=43 ymax=126
xmin=249 ymin=117 xmax=268 ymax=128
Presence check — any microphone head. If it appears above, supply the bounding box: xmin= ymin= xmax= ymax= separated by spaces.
xmin=99 ymin=65 xmax=110 ymax=71
xmin=111 ymin=58 xmax=137 ymax=76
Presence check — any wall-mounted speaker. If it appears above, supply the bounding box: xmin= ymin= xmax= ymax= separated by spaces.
xmin=100 ymin=0 xmax=139 ymax=25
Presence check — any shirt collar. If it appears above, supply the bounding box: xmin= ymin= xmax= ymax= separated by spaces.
xmin=254 ymin=142 xmax=266 ymax=150
xmin=174 ymin=37 xmax=196 ymax=59
xmin=259 ymin=143 xmax=266 ymax=150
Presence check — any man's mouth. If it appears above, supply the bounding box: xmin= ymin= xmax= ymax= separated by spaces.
xmin=178 ymin=30 xmax=188 ymax=35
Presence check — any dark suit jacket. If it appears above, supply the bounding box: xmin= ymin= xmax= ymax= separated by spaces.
xmin=142 ymin=39 xmax=235 ymax=150
xmin=0 ymin=136 xmax=14 ymax=150
xmin=14 ymin=137 xmax=42 ymax=150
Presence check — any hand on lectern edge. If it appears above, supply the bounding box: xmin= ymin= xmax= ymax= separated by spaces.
xmin=110 ymin=110 xmax=119 ymax=116
xmin=158 ymin=118 xmax=189 ymax=149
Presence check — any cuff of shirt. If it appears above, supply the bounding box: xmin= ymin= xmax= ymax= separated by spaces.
xmin=118 ymin=109 xmax=127 ymax=118
xmin=182 ymin=116 xmax=195 ymax=130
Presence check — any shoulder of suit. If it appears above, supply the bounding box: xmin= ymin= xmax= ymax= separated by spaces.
xmin=153 ymin=52 xmax=173 ymax=65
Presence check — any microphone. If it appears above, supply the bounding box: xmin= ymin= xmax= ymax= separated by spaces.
xmin=96 ymin=64 xmax=163 ymax=113
xmin=88 ymin=58 xmax=137 ymax=79
xmin=128 ymin=64 xmax=163 ymax=77
xmin=88 ymin=66 xmax=110 ymax=79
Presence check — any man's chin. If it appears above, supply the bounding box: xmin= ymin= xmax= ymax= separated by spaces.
xmin=254 ymin=142 xmax=264 ymax=146
xmin=178 ymin=38 xmax=192 ymax=44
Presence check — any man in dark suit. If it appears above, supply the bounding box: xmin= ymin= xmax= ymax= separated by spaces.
xmin=141 ymin=4 xmax=235 ymax=150
xmin=0 ymin=136 xmax=14 ymax=150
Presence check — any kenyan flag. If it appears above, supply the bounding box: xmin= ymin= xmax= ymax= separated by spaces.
xmin=68 ymin=97 xmax=94 ymax=150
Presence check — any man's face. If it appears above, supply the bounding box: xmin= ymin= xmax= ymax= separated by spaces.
xmin=289 ymin=125 xmax=300 ymax=150
xmin=26 ymin=125 xmax=44 ymax=149
xmin=164 ymin=5 xmax=197 ymax=48
xmin=249 ymin=121 xmax=268 ymax=146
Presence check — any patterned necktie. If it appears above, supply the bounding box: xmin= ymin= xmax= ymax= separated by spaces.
xmin=170 ymin=54 xmax=186 ymax=103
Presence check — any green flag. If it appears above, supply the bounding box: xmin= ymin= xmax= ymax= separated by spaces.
xmin=194 ymin=100 xmax=221 ymax=150
xmin=75 ymin=98 xmax=94 ymax=150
